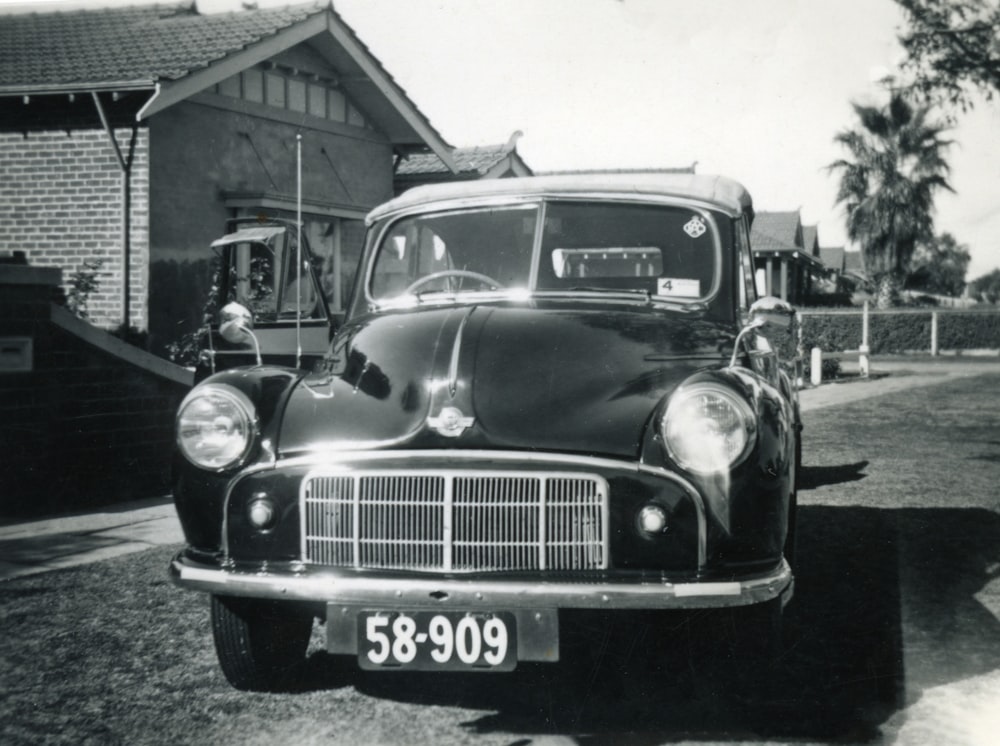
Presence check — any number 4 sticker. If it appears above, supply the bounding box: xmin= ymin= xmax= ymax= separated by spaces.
xmin=658 ymin=278 xmax=700 ymax=298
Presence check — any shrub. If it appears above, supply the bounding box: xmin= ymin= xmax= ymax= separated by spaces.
xmin=938 ymin=312 xmax=1000 ymax=350
xmin=800 ymin=314 xmax=860 ymax=353
xmin=66 ymin=258 xmax=105 ymax=320
xmin=799 ymin=310 xmax=1000 ymax=354
xmin=802 ymin=354 xmax=842 ymax=381
xmin=868 ymin=314 xmax=932 ymax=353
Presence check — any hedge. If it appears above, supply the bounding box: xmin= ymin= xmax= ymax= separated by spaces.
xmin=799 ymin=310 xmax=1000 ymax=354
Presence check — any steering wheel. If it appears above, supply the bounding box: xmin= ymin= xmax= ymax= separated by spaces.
xmin=405 ymin=270 xmax=505 ymax=294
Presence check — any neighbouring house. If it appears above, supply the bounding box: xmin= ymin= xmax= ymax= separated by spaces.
xmin=0 ymin=1 xmax=479 ymax=357
xmin=394 ymin=130 xmax=532 ymax=195
xmin=819 ymin=245 xmax=866 ymax=295
xmin=750 ymin=210 xmax=825 ymax=305
xmin=843 ymin=250 xmax=866 ymax=285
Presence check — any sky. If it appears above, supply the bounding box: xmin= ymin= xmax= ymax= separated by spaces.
xmin=5 ymin=0 xmax=999 ymax=279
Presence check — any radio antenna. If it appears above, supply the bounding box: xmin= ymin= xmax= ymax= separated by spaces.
xmin=295 ymin=133 xmax=303 ymax=370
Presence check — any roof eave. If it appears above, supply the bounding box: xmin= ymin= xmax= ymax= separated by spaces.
xmin=325 ymin=10 xmax=455 ymax=172
xmin=0 ymin=80 xmax=156 ymax=97
xmin=130 ymin=6 xmax=455 ymax=171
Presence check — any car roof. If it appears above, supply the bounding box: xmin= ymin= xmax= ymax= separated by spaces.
xmin=367 ymin=172 xmax=753 ymax=225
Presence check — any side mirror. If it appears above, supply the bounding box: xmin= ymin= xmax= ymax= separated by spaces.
xmin=749 ymin=296 xmax=795 ymax=332
xmin=219 ymin=302 xmax=261 ymax=365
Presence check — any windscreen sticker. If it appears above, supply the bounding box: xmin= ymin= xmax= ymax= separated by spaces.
xmin=683 ymin=216 xmax=707 ymax=238
xmin=658 ymin=277 xmax=701 ymax=298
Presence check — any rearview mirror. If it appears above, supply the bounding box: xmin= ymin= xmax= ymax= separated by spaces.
xmin=218 ymin=302 xmax=261 ymax=365
xmin=219 ymin=302 xmax=253 ymax=344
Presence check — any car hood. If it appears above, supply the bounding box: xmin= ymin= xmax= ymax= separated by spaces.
xmin=278 ymin=302 xmax=735 ymax=459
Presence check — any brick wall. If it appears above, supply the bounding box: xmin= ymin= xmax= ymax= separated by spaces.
xmin=0 ymin=265 xmax=190 ymax=517
xmin=0 ymin=127 xmax=150 ymax=331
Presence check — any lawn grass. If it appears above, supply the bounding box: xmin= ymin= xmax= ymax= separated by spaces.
xmin=1 ymin=370 xmax=999 ymax=745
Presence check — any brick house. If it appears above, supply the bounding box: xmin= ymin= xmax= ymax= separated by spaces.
xmin=0 ymin=1 xmax=463 ymax=355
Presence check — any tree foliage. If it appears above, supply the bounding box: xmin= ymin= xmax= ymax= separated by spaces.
xmin=896 ymin=0 xmax=1000 ymax=109
xmin=828 ymin=92 xmax=953 ymax=307
xmin=969 ymin=268 xmax=1000 ymax=303
xmin=904 ymin=232 xmax=971 ymax=296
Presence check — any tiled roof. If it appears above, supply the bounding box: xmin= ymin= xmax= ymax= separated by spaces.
xmin=751 ymin=211 xmax=802 ymax=252
xmin=801 ymin=225 xmax=818 ymax=255
xmin=820 ymin=246 xmax=845 ymax=271
xmin=397 ymin=142 xmax=515 ymax=176
xmin=0 ymin=1 xmax=325 ymax=89
xmin=843 ymin=251 xmax=865 ymax=273
xmin=395 ymin=130 xmax=530 ymax=178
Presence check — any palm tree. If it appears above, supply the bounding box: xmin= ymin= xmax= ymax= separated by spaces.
xmin=828 ymin=92 xmax=953 ymax=307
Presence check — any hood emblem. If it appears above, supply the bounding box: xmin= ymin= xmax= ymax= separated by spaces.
xmin=427 ymin=406 xmax=475 ymax=438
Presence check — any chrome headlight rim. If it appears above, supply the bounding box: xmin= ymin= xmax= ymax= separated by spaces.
xmin=176 ymin=383 xmax=258 ymax=472
xmin=660 ymin=382 xmax=757 ymax=475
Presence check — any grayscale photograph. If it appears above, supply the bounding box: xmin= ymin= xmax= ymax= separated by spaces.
xmin=1 ymin=0 xmax=999 ymax=743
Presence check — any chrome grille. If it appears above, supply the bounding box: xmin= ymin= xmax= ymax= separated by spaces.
xmin=302 ymin=471 xmax=608 ymax=572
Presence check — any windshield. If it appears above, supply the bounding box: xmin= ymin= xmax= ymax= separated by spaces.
xmin=368 ymin=200 xmax=718 ymax=306
xmin=220 ymin=232 xmax=323 ymax=322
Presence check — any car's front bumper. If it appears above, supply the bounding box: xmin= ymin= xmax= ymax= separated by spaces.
xmin=172 ymin=551 xmax=792 ymax=662
xmin=170 ymin=551 xmax=792 ymax=611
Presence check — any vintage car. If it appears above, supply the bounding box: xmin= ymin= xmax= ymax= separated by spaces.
xmin=170 ymin=173 xmax=801 ymax=691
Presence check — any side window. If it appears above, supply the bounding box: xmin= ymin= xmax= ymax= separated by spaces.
xmin=227 ymin=242 xmax=277 ymax=320
xmin=277 ymin=236 xmax=321 ymax=318
xmin=224 ymin=235 xmax=323 ymax=321
xmin=735 ymin=216 xmax=757 ymax=312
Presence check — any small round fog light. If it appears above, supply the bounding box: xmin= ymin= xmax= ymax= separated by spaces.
xmin=638 ymin=505 xmax=668 ymax=535
xmin=248 ymin=496 xmax=277 ymax=530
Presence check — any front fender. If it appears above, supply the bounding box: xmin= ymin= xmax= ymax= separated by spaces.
xmin=640 ymin=367 xmax=795 ymax=571
xmin=172 ymin=366 xmax=304 ymax=552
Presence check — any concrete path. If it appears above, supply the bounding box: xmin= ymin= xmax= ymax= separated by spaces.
xmin=799 ymin=354 xmax=1000 ymax=412
xmin=0 ymin=494 xmax=182 ymax=580
xmin=1 ymin=355 xmax=997 ymax=582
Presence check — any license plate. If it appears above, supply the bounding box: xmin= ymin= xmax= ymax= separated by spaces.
xmin=358 ymin=611 xmax=517 ymax=671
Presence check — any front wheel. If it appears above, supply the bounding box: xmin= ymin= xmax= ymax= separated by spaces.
xmin=211 ymin=595 xmax=314 ymax=691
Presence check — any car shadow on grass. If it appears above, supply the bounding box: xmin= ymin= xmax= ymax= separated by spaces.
xmin=297 ymin=504 xmax=1000 ymax=743
xmin=798 ymin=460 xmax=869 ymax=490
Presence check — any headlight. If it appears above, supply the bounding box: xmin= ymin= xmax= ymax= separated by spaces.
xmin=176 ymin=384 xmax=256 ymax=470
xmin=661 ymin=383 xmax=756 ymax=474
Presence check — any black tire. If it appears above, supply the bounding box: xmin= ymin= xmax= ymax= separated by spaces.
xmin=210 ymin=595 xmax=314 ymax=691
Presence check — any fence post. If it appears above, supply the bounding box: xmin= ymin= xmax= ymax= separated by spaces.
xmin=859 ymin=300 xmax=870 ymax=378
xmin=931 ymin=311 xmax=939 ymax=356
xmin=811 ymin=347 xmax=822 ymax=386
